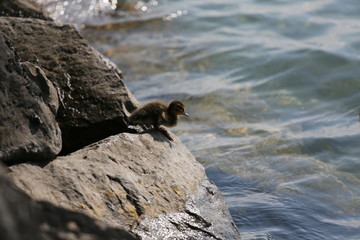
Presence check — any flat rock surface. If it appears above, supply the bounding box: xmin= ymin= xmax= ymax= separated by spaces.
xmin=0 ymin=17 xmax=138 ymax=154
xmin=10 ymin=132 xmax=240 ymax=239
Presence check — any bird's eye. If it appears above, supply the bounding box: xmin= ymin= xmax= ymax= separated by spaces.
xmin=177 ymin=106 xmax=184 ymax=111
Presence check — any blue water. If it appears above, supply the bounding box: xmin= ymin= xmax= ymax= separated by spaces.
xmin=41 ymin=0 xmax=360 ymax=239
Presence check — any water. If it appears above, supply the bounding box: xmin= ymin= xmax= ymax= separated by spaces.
xmin=38 ymin=0 xmax=360 ymax=239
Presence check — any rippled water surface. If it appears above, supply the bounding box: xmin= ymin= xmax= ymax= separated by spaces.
xmin=40 ymin=0 xmax=360 ymax=239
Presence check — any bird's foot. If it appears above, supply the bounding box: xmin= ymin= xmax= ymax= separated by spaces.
xmin=157 ymin=126 xmax=174 ymax=141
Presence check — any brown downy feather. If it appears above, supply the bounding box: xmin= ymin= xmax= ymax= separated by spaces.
xmin=128 ymin=100 xmax=188 ymax=141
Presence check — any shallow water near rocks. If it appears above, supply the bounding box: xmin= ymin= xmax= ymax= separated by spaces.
xmin=39 ymin=0 xmax=360 ymax=239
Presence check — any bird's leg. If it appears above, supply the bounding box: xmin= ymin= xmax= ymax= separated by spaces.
xmin=159 ymin=126 xmax=174 ymax=141
xmin=153 ymin=116 xmax=173 ymax=141
xmin=155 ymin=125 xmax=173 ymax=141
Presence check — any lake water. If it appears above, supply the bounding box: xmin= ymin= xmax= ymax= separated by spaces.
xmin=39 ymin=0 xmax=360 ymax=239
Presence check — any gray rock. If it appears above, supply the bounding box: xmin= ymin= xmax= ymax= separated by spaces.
xmin=0 ymin=3 xmax=241 ymax=239
xmin=0 ymin=164 xmax=139 ymax=240
xmin=9 ymin=132 xmax=241 ymax=239
xmin=0 ymin=32 xmax=62 ymax=163
xmin=0 ymin=17 xmax=139 ymax=154
xmin=0 ymin=0 xmax=50 ymax=20
xmin=134 ymin=178 xmax=240 ymax=240
xmin=20 ymin=61 xmax=60 ymax=115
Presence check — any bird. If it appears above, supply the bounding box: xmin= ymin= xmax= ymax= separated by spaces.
xmin=128 ymin=100 xmax=189 ymax=141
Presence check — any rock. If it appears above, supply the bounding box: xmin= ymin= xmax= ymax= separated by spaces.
xmin=0 ymin=164 xmax=139 ymax=240
xmin=20 ymin=61 xmax=60 ymax=115
xmin=0 ymin=17 xmax=139 ymax=155
xmin=134 ymin=178 xmax=241 ymax=240
xmin=0 ymin=0 xmax=50 ymax=20
xmin=0 ymin=3 xmax=240 ymax=239
xmin=9 ymin=132 xmax=241 ymax=239
xmin=0 ymin=32 xmax=62 ymax=163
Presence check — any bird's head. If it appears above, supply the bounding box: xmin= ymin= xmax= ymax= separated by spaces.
xmin=168 ymin=100 xmax=189 ymax=117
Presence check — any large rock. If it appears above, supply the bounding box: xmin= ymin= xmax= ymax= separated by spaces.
xmin=0 ymin=164 xmax=138 ymax=240
xmin=9 ymin=132 xmax=241 ymax=239
xmin=0 ymin=0 xmax=50 ymax=20
xmin=0 ymin=32 xmax=62 ymax=163
xmin=1 ymin=2 xmax=241 ymax=239
xmin=0 ymin=17 xmax=138 ymax=155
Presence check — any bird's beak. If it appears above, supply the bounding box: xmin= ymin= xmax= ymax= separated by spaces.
xmin=183 ymin=112 xmax=189 ymax=117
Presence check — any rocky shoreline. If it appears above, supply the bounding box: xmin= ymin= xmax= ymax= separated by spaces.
xmin=0 ymin=1 xmax=241 ymax=239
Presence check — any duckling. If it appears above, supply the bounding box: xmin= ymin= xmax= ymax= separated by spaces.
xmin=128 ymin=100 xmax=189 ymax=141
